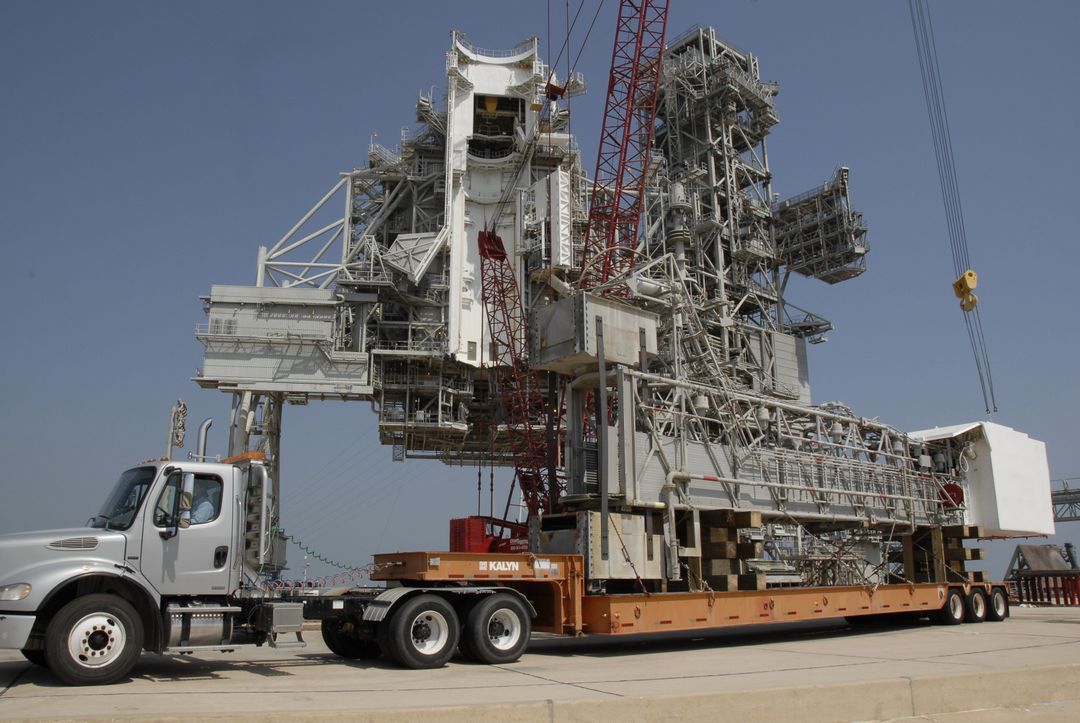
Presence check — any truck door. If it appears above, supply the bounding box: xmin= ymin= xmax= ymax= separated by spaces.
xmin=140 ymin=469 xmax=235 ymax=595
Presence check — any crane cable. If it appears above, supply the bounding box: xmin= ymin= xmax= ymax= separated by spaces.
xmin=545 ymin=0 xmax=606 ymax=90
xmin=908 ymin=0 xmax=997 ymax=413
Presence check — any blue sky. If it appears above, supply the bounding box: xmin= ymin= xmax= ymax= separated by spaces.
xmin=1 ymin=0 xmax=1077 ymax=581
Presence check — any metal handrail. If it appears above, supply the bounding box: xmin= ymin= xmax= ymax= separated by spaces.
xmin=452 ymin=30 xmax=536 ymax=59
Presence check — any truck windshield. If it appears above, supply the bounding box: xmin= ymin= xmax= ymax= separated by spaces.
xmin=89 ymin=466 xmax=157 ymax=531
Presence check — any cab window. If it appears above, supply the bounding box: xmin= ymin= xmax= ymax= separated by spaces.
xmin=153 ymin=473 xmax=224 ymax=527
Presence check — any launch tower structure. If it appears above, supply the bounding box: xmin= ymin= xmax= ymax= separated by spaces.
xmin=195 ymin=27 xmax=1052 ymax=589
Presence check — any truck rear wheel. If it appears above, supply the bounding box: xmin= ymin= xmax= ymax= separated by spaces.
xmin=964 ymin=588 xmax=987 ymax=623
xmin=986 ymin=587 xmax=1008 ymax=622
xmin=933 ymin=588 xmax=965 ymax=625
xmin=321 ymin=619 xmax=381 ymax=659
xmin=380 ymin=594 xmax=459 ymax=669
xmin=45 ymin=593 xmax=144 ymax=685
xmin=461 ymin=594 xmax=531 ymax=664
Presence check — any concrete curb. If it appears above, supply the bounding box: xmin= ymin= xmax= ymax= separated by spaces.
xmin=32 ymin=662 xmax=1080 ymax=723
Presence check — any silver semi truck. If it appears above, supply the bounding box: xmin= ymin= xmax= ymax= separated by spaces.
xmin=0 ymin=457 xmax=305 ymax=685
xmin=0 ymin=455 xmax=542 ymax=685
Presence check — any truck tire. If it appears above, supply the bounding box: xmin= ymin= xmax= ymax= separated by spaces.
xmin=380 ymin=594 xmax=459 ymax=669
xmin=45 ymin=593 xmax=144 ymax=685
xmin=986 ymin=587 xmax=1008 ymax=622
xmin=461 ymin=594 xmax=531 ymax=664
xmin=20 ymin=649 xmax=47 ymax=667
xmin=964 ymin=588 xmax=987 ymax=623
xmin=321 ymin=619 xmax=381 ymax=659
xmin=933 ymin=588 xmax=965 ymax=625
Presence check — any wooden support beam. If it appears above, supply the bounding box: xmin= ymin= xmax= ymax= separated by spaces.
xmin=719 ymin=510 xmax=762 ymax=528
xmin=704 ymin=541 xmax=738 ymax=559
xmin=902 ymin=533 xmax=917 ymax=583
xmin=708 ymin=559 xmax=740 ymax=576
xmin=736 ymin=542 xmax=764 ymax=559
xmin=942 ymin=525 xmax=985 ymax=539
xmin=945 ymin=547 xmax=984 ymax=561
xmin=930 ymin=527 xmax=947 ymax=583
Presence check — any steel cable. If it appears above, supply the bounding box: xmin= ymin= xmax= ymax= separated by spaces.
xmin=908 ymin=0 xmax=997 ymax=413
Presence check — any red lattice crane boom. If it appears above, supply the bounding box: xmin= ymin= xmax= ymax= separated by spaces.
xmin=475 ymin=0 xmax=669 ymax=520
xmin=580 ymin=0 xmax=669 ymax=289
xmin=477 ymin=230 xmax=553 ymax=517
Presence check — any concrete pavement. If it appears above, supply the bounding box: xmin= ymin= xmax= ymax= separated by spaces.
xmin=1 ymin=607 xmax=1077 ymax=721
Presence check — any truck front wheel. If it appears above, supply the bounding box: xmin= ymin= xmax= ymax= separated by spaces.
xmin=380 ymin=594 xmax=459 ymax=669
xmin=45 ymin=593 xmax=144 ymax=685
xmin=461 ymin=594 xmax=531 ymax=664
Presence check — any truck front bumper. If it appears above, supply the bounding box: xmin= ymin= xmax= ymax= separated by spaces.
xmin=0 ymin=613 xmax=35 ymax=649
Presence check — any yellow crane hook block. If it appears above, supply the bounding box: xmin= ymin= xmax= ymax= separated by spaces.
xmin=952 ymin=269 xmax=978 ymax=311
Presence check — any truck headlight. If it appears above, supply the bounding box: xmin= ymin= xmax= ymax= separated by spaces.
xmin=0 ymin=583 xmax=31 ymax=601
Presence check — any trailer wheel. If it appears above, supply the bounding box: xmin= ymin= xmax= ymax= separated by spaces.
xmin=321 ymin=619 xmax=381 ymax=659
xmin=20 ymin=649 xmax=47 ymax=667
xmin=964 ymin=588 xmax=987 ymax=623
xmin=381 ymin=594 xmax=459 ymax=669
xmin=44 ymin=593 xmax=143 ymax=685
xmin=933 ymin=588 xmax=965 ymax=625
xmin=986 ymin=587 xmax=1008 ymax=622
xmin=461 ymin=594 xmax=531 ymax=665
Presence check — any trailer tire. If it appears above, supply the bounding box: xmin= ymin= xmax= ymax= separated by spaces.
xmin=461 ymin=594 xmax=531 ymax=664
xmin=44 ymin=593 xmax=143 ymax=685
xmin=321 ymin=619 xmax=381 ymax=659
xmin=380 ymin=594 xmax=459 ymax=669
xmin=964 ymin=588 xmax=987 ymax=623
xmin=933 ymin=588 xmax=965 ymax=625
xmin=20 ymin=649 xmax=47 ymax=667
xmin=986 ymin=587 xmax=1008 ymax=622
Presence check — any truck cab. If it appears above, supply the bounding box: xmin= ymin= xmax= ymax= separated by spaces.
xmin=0 ymin=457 xmax=298 ymax=685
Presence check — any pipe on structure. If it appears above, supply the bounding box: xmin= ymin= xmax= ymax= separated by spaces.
xmin=596 ymin=315 xmax=609 ymax=561
xmin=196 ymin=418 xmax=214 ymax=459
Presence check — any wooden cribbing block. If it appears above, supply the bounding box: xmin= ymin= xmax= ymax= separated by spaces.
xmin=708 ymin=575 xmax=739 ymax=591
xmin=704 ymin=542 xmax=738 ymax=559
xmin=708 ymin=559 xmax=740 ymax=576
xmin=738 ymin=573 xmax=767 ymax=591
xmin=942 ymin=525 xmax=984 ymax=539
xmin=720 ymin=510 xmax=762 ymax=528
xmin=706 ymin=527 xmax=736 ymax=543
xmin=736 ymin=542 xmax=764 ymax=559
xmin=945 ymin=547 xmax=984 ymax=561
